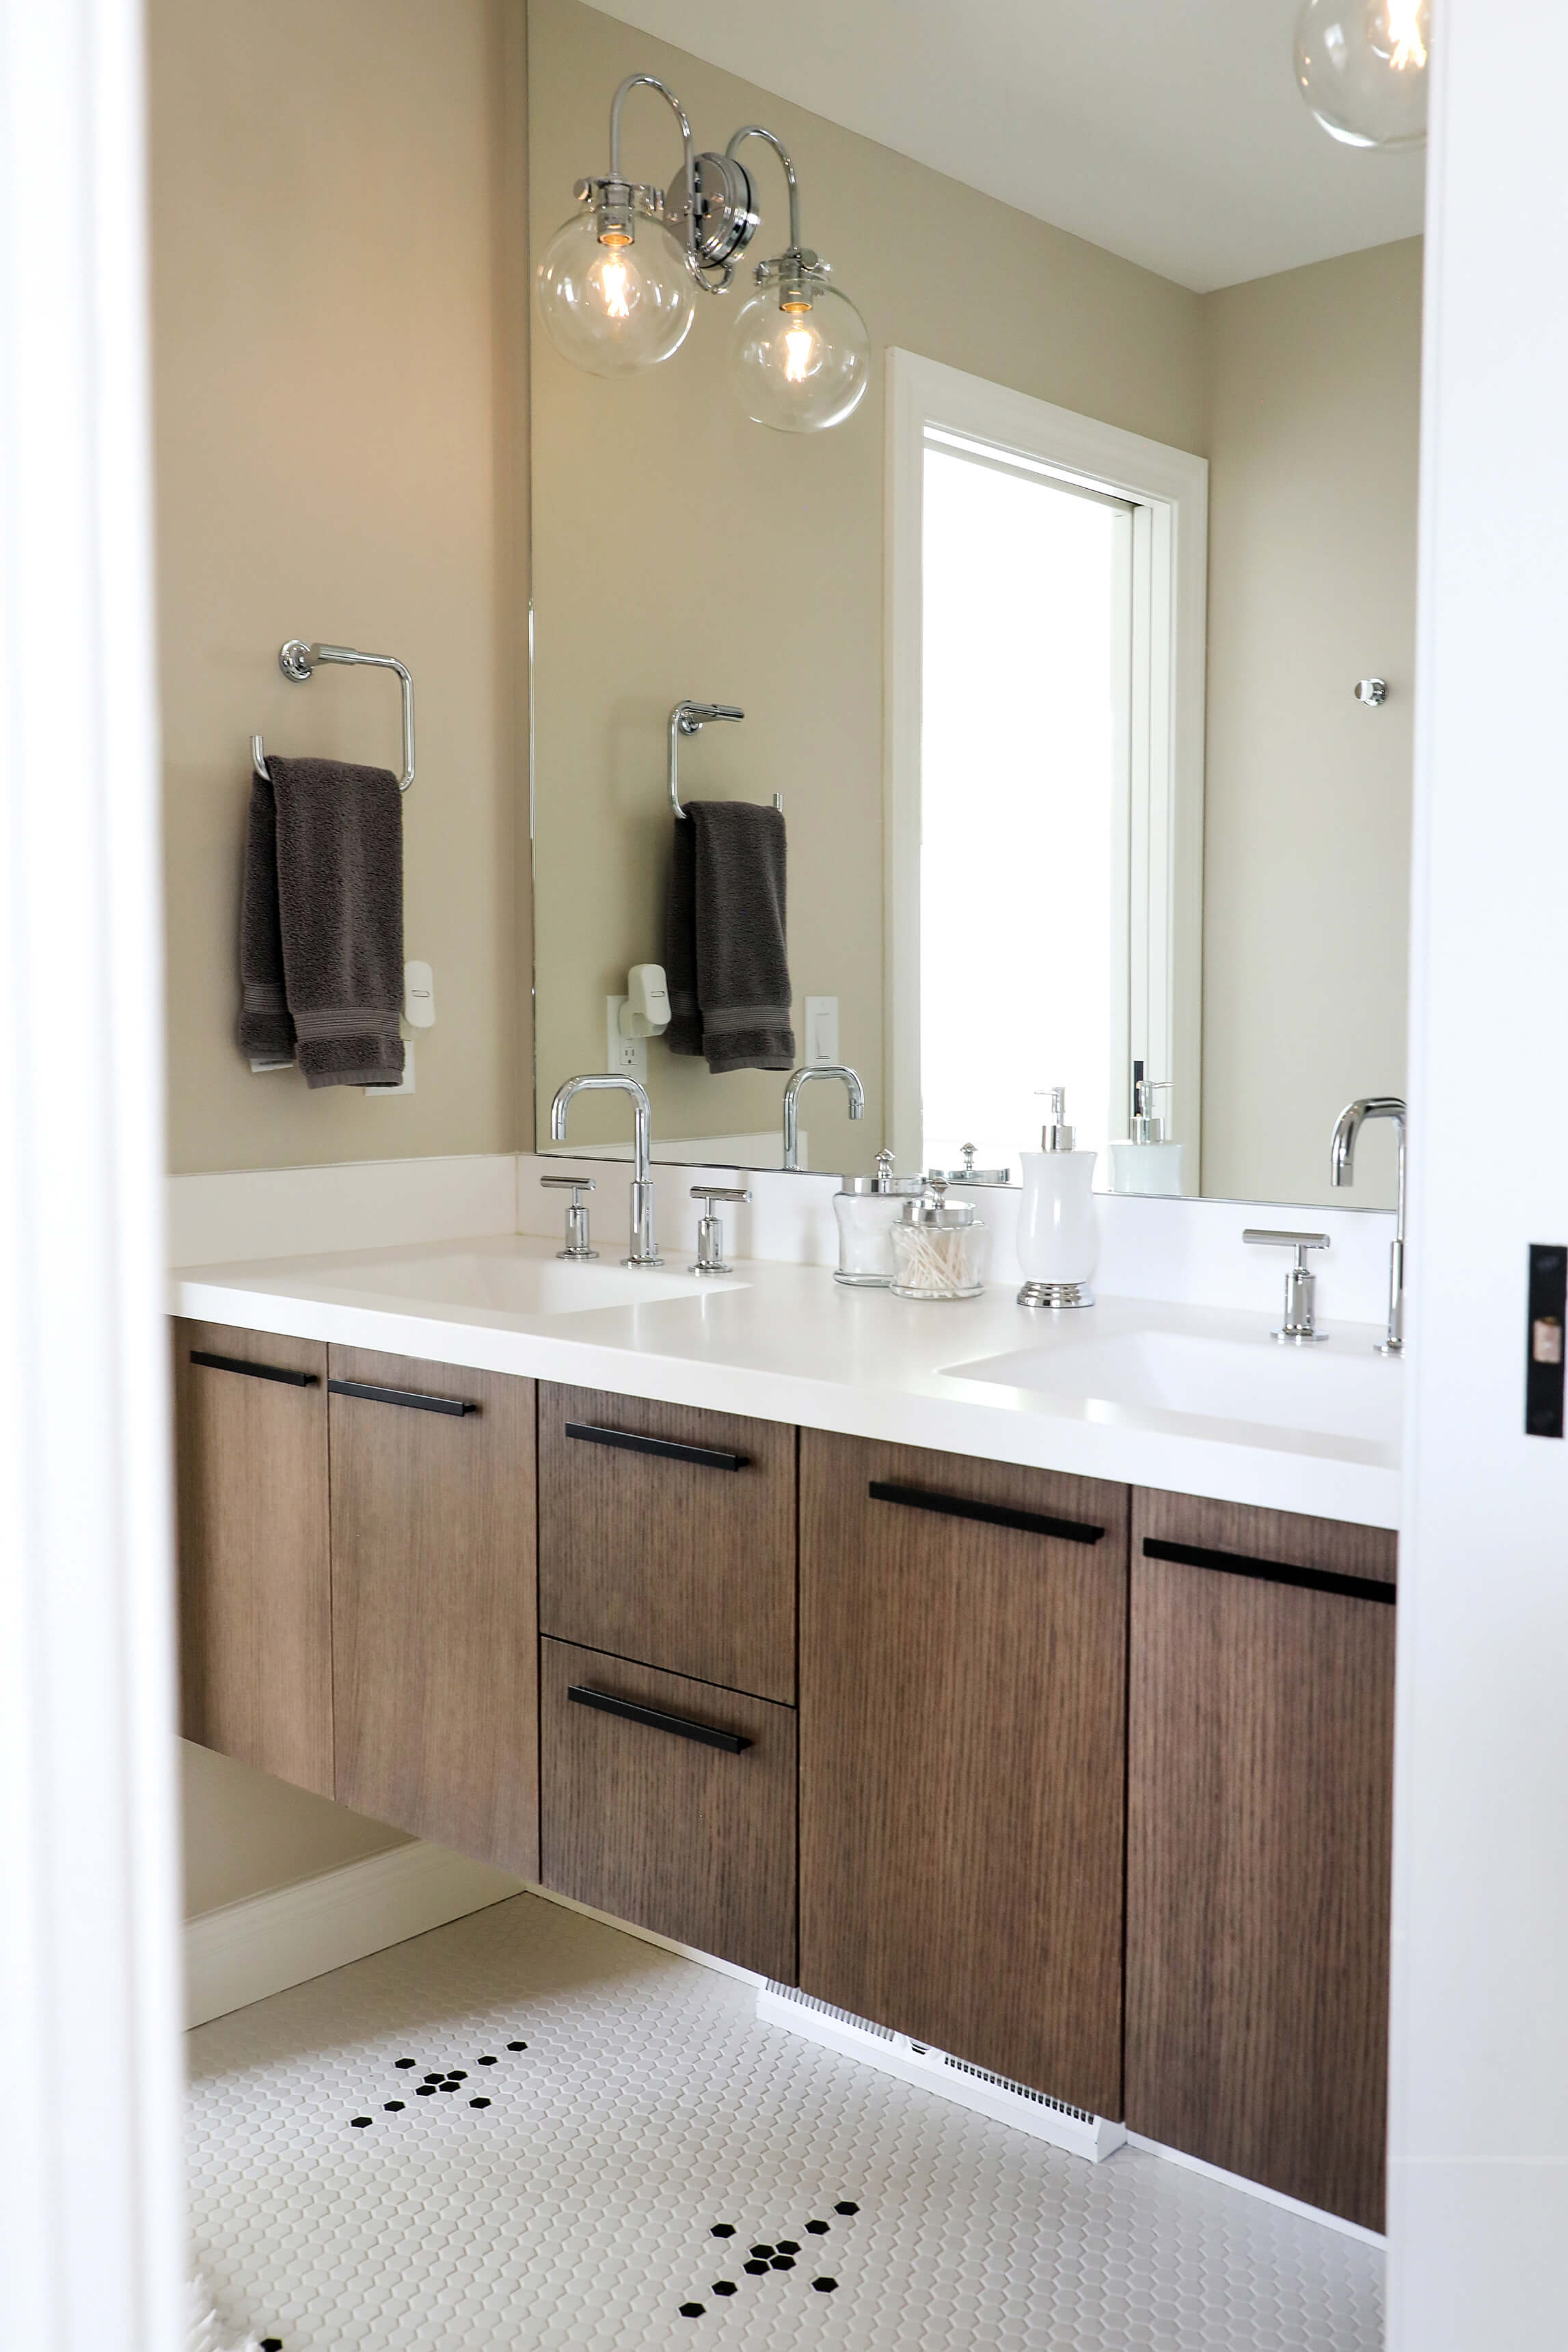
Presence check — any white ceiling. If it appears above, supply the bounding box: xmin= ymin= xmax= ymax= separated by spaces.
xmin=580 ymin=0 xmax=1426 ymax=293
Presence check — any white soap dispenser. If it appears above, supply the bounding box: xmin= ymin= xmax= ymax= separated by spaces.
xmin=1109 ymin=1066 xmax=1185 ymax=1197
xmin=1016 ymin=1087 xmax=1098 ymax=1309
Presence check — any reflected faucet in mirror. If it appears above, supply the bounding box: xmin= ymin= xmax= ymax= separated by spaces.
xmin=783 ymin=1064 xmax=864 ymax=1171
xmin=1330 ymin=1095 xmax=1407 ymax=1354
xmin=551 ymin=1072 xmax=662 ymax=1267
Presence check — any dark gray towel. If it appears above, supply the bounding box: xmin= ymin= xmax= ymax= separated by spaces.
xmin=239 ymin=755 xmax=405 ymax=1088
xmin=664 ymin=815 xmax=703 ymax=1058
xmin=664 ymin=799 xmax=794 ymax=1074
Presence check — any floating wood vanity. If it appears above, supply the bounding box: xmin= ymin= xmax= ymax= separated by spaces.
xmin=173 ymin=1315 xmax=1395 ymax=2232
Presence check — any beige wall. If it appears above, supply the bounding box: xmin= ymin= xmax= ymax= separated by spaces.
xmin=1200 ymin=241 xmax=1421 ymax=1209
xmin=151 ymin=0 xmax=530 ymax=1177
xmin=180 ymin=1741 xmax=407 ymax=1919
xmin=529 ymin=0 xmax=1207 ymax=1172
xmin=152 ymin=0 xmax=530 ymax=1914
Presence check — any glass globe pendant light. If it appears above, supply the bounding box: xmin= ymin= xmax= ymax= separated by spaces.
xmin=724 ymin=127 xmax=870 ymax=434
xmin=1294 ymin=0 xmax=1431 ymax=150
xmin=535 ymin=74 xmax=714 ymax=378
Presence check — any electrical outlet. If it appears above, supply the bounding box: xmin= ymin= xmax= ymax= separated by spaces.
xmin=606 ymin=996 xmax=646 ymax=1079
xmin=805 ymin=995 xmax=839 ymax=1065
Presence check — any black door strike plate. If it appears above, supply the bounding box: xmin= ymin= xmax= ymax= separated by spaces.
xmin=1525 ymin=1244 xmax=1567 ymax=1438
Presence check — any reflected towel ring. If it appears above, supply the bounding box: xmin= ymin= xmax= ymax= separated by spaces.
xmin=252 ymin=640 xmax=416 ymax=792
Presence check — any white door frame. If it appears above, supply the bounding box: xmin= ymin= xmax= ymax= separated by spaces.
xmin=1388 ymin=0 xmax=1568 ymax=2340
xmin=883 ymin=349 xmax=1208 ymax=1177
xmin=0 ymin=3 xmax=186 ymax=2347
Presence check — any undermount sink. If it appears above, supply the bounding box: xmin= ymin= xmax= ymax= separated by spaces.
xmin=941 ymin=1327 xmax=1402 ymax=1449
xmin=284 ymin=1238 xmax=746 ymax=1319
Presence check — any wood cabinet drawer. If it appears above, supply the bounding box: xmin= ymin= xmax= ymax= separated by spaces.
xmin=174 ymin=1317 xmax=333 ymax=1797
xmin=800 ymin=1431 xmax=1128 ymax=2118
xmin=329 ymin=1344 xmax=538 ymax=1877
xmin=1126 ymin=1488 xmax=1396 ymax=2230
xmin=539 ymin=1637 xmax=796 ymax=1981
xmin=538 ymin=1382 xmax=796 ymax=1702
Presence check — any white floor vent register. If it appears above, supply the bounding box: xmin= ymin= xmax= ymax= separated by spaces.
xmin=757 ymin=1982 xmax=1128 ymax=2163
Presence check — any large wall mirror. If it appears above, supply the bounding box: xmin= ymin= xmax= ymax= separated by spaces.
xmin=530 ymin=0 xmax=1423 ymax=1209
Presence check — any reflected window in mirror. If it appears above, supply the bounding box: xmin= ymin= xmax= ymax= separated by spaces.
xmin=886 ymin=356 xmax=1208 ymax=1197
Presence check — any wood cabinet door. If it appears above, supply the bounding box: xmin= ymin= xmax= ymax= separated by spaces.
xmin=538 ymin=1382 xmax=796 ymax=1702
xmin=1126 ymin=1489 xmax=1396 ymax=2231
xmin=540 ymin=1638 xmax=796 ymax=1981
xmin=173 ymin=1317 xmax=332 ymax=1796
xmin=329 ymin=1346 xmax=537 ymax=1877
xmin=800 ymin=1430 xmax=1128 ymax=2119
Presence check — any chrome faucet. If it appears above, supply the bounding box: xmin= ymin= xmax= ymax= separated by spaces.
xmin=550 ymin=1073 xmax=662 ymax=1266
xmin=782 ymin=1063 xmax=865 ymax=1171
xmin=1330 ymin=1095 xmax=1406 ymax=1354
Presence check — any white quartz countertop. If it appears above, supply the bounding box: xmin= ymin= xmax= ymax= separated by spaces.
xmin=171 ymin=1231 xmax=1401 ymax=1527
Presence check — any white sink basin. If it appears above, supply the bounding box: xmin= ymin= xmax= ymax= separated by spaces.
xmin=271 ymin=1238 xmax=746 ymax=1320
xmin=942 ymin=1327 xmax=1402 ymax=1449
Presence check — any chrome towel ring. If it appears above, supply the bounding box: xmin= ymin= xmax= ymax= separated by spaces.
xmin=252 ymin=639 xmax=416 ymax=792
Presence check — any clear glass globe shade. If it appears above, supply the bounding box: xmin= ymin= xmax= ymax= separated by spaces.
xmin=728 ymin=280 xmax=871 ymax=434
xmin=534 ymin=208 xmax=695 ymax=378
xmin=1294 ymin=0 xmax=1430 ymax=150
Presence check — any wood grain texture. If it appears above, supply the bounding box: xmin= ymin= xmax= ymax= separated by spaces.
xmin=800 ymin=1431 xmax=1128 ymax=2118
xmin=329 ymin=1345 xmax=538 ymax=1877
xmin=173 ymin=1317 xmax=332 ymax=1795
xmin=539 ymin=1637 xmax=797 ymax=1981
xmin=1127 ymin=1488 xmax=1396 ymax=2230
xmin=538 ymin=1382 xmax=796 ymax=1703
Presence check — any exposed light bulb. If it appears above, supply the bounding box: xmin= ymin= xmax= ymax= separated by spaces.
xmin=535 ymin=206 xmax=695 ymax=378
xmin=595 ymin=256 xmax=633 ymax=321
xmin=1387 ymin=0 xmax=1427 ymax=71
xmin=1294 ymin=0 xmax=1431 ymax=149
xmin=783 ymin=325 xmax=816 ymax=385
xmin=728 ymin=257 xmax=869 ymax=433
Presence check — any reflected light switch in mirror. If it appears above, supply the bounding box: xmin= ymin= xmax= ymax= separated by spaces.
xmin=806 ymin=996 xmax=839 ymax=1066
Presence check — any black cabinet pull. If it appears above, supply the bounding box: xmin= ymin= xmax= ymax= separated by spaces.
xmin=1141 ymin=1536 xmax=1396 ymax=1605
xmin=189 ymin=1348 xmax=317 ymax=1389
xmin=868 ymin=1480 xmax=1104 ymax=1547
xmin=563 ymin=1419 xmax=747 ymax=1472
xmin=328 ymin=1377 xmax=476 ymax=1418
xmin=566 ymin=1684 xmax=752 ymax=1754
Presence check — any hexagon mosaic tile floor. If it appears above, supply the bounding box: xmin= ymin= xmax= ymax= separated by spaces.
xmin=187 ymin=1892 xmax=1384 ymax=2351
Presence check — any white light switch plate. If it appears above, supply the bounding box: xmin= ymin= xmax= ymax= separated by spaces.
xmin=806 ymin=995 xmax=839 ymax=1065
xmin=606 ymin=996 xmax=646 ymax=1079
xmin=403 ymin=959 xmax=435 ymax=1028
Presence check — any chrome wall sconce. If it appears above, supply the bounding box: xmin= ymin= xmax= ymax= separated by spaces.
xmin=535 ymin=74 xmax=870 ymax=433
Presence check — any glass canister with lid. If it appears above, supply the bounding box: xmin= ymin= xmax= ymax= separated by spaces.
xmin=889 ymin=1177 xmax=987 ymax=1300
xmin=833 ymin=1150 xmax=925 ymax=1287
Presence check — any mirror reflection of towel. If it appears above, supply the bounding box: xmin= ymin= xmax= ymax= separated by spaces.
xmin=665 ymin=800 xmax=794 ymax=1073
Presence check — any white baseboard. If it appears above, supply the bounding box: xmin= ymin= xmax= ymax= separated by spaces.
xmin=1125 ymin=2132 xmax=1387 ymax=2246
xmin=184 ymin=1839 xmax=525 ymax=2029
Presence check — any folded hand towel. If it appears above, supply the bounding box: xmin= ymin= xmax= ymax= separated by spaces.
xmin=664 ymin=814 xmax=704 ymax=1057
xmin=664 ymin=799 xmax=794 ymax=1074
xmin=238 ymin=755 xmax=405 ymax=1089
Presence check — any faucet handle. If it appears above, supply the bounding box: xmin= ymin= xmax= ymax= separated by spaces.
xmin=541 ymin=1173 xmax=597 ymax=1260
xmin=1243 ymin=1229 xmax=1331 ymax=1344
xmin=1243 ymin=1227 xmax=1329 ymax=1268
xmin=690 ymin=1184 xmax=750 ymax=1277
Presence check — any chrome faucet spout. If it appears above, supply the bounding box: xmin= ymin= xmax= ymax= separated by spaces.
xmin=781 ymin=1063 xmax=865 ymax=1171
xmin=1329 ymin=1095 xmax=1407 ymax=1354
xmin=550 ymin=1072 xmax=661 ymax=1266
